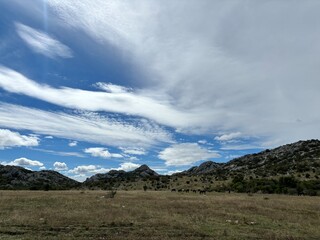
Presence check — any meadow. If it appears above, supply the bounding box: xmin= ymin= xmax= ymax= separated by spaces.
xmin=0 ymin=190 xmax=319 ymax=239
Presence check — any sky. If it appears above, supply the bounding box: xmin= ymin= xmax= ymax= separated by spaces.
xmin=0 ymin=0 xmax=320 ymax=181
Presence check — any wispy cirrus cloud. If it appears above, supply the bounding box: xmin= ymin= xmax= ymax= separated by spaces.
xmin=45 ymin=0 xmax=320 ymax=146
xmin=15 ymin=22 xmax=73 ymax=59
xmin=0 ymin=102 xmax=172 ymax=148
xmin=33 ymin=148 xmax=85 ymax=158
xmin=0 ymin=66 xmax=200 ymax=128
xmin=119 ymin=147 xmax=147 ymax=155
xmin=95 ymin=82 xmax=132 ymax=93
xmin=215 ymin=132 xmax=242 ymax=142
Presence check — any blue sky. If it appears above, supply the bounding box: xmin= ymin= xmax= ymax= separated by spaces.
xmin=1 ymin=1 xmax=320 ymax=181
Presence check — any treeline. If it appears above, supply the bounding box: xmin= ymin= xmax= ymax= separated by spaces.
xmin=228 ymin=175 xmax=320 ymax=196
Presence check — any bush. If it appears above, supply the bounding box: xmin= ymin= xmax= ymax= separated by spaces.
xmin=108 ymin=189 xmax=117 ymax=198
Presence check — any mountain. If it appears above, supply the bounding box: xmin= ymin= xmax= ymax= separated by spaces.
xmin=131 ymin=164 xmax=159 ymax=178
xmin=0 ymin=165 xmax=80 ymax=190
xmin=178 ymin=139 xmax=320 ymax=180
xmin=85 ymin=164 xmax=158 ymax=182
xmin=1 ymin=140 xmax=319 ymax=195
xmin=178 ymin=161 xmax=223 ymax=176
xmin=84 ymin=164 xmax=159 ymax=189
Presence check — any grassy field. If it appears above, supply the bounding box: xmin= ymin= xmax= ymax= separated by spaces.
xmin=0 ymin=191 xmax=319 ymax=239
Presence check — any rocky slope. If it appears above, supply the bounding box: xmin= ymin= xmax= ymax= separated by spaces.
xmin=178 ymin=161 xmax=223 ymax=176
xmin=178 ymin=139 xmax=320 ymax=180
xmin=0 ymin=165 xmax=80 ymax=190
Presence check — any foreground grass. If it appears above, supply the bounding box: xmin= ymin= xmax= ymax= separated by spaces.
xmin=0 ymin=191 xmax=319 ymax=239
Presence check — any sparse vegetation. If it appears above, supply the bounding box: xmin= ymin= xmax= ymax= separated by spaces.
xmin=0 ymin=190 xmax=319 ymax=239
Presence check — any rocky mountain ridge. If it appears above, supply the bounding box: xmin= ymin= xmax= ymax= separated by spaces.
xmin=0 ymin=165 xmax=80 ymax=190
xmin=178 ymin=139 xmax=320 ymax=179
xmin=1 ymin=140 xmax=320 ymax=192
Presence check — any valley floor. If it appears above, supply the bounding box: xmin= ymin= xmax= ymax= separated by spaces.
xmin=0 ymin=190 xmax=319 ymax=239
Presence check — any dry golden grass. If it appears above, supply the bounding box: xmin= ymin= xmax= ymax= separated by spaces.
xmin=0 ymin=190 xmax=319 ymax=239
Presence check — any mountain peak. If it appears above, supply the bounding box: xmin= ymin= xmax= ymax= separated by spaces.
xmin=132 ymin=164 xmax=159 ymax=177
xmin=134 ymin=164 xmax=151 ymax=172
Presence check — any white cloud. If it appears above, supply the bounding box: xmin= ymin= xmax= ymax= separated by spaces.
xmin=220 ymin=144 xmax=265 ymax=151
xmin=0 ymin=102 xmax=172 ymax=147
xmin=69 ymin=165 xmax=102 ymax=175
xmin=214 ymin=132 xmax=242 ymax=141
xmin=118 ymin=162 xmax=140 ymax=171
xmin=119 ymin=147 xmax=146 ymax=155
xmin=33 ymin=148 xmax=85 ymax=158
xmin=0 ymin=66 xmax=198 ymax=128
xmin=0 ymin=129 xmax=39 ymax=149
xmin=44 ymin=0 xmax=320 ymax=146
xmin=158 ymin=143 xmax=220 ymax=166
xmin=44 ymin=136 xmax=53 ymax=139
xmin=15 ymin=22 xmax=73 ymax=58
xmin=53 ymin=161 xmax=68 ymax=171
xmin=0 ymin=1 xmax=319 ymax=151
xmin=68 ymin=174 xmax=88 ymax=182
xmin=128 ymin=156 xmax=138 ymax=161
xmin=69 ymin=161 xmax=140 ymax=176
xmin=3 ymin=157 xmax=43 ymax=167
xmin=198 ymin=140 xmax=207 ymax=144
xmin=39 ymin=166 xmax=46 ymax=170
xmin=112 ymin=153 xmax=123 ymax=158
xmin=95 ymin=82 xmax=131 ymax=93
xmin=198 ymin=140 xmax=214 ymax=146
xmin=84 ymin=147 xmax=123 ymax=159
xmin=68 ymin=141 xmax=77 ymax=147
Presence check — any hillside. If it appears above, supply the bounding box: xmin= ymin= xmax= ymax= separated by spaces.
xmin=179 ymin=139 xmax=320 ymax=180
xmin=0 ymin=165 xmax=80 ymax=190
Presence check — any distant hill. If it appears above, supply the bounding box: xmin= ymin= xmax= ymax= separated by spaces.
xmin=1 ymin=140 xmax=320 ymax=195
xmin=84 ymin=164 xmax=159 ymax=189
xmin=0 ymin=165 xmax=80 ymax=190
